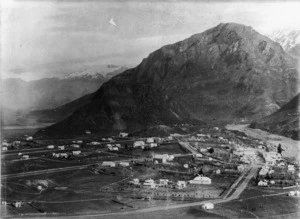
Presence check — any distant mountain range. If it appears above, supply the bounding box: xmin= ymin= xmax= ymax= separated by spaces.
xmin=1 ymin=66 xmax=127 ymax=126
xmin=250 ymin=93 xmax=300 ymax=140
xmin=36 ymin=23 xmax=299 ymax=137
xmin=268 ymin=29 xmax=300 ymax=58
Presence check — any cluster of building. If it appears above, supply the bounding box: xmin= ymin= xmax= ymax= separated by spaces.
xmin=1 ymin=140 xmax=22 ymax=151
xmin=129 ymin=175 xmax=212 ymax=190
xmin=106 ymin=143 xmax=122 ymax=151
xmin=233 ymin=147 xmax=259 ymax=164
xmin=288 ymin=190 xmax=300 ymax=197
xmin=52 ymin=150 xmax=82 ymax=158
xmin=101 ymin=161 xmax=130 ymax=167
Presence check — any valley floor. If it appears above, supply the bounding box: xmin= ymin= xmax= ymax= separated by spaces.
xmin=226 ymin=124 xmax=300 ymax=162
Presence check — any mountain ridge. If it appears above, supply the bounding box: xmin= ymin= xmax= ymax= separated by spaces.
xmin=35 ymin=23 xmax=299 ymax=137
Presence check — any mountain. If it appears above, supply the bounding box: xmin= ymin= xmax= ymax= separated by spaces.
xmin=2 ymin=66 xmax=127 ymax=112
xmin=36 ymin=23 xmax=299 ymax=137
xmin=250 ymin=94 xmax=300 ymax=140
xmin=268 ymin=29 xmax=300 ymax=57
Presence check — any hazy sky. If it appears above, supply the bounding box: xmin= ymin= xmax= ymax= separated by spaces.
xmin=2 ymin=0 xmax=300 ymax=80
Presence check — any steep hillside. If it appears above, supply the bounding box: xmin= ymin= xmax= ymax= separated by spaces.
xmin=36 ymin=23 xmax=299 ymax=137
xmin=250 ymin=94 xmax=300 ymax=140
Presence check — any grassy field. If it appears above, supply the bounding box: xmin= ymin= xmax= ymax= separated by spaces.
xmin=153 ymin=143 xmax=189 ymax=154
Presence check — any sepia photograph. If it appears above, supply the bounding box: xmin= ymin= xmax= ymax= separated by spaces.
xmin=1 ymin=0 xmax=300 ymax=218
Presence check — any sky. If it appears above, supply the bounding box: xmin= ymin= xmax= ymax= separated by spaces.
xmin=1 ymin=0 xmax=300 ymax=81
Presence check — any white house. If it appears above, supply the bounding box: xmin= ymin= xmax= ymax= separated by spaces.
xmin=133 ymin=141 xmax=145 ymax=148
xmin=149 ymin=143 xmax=158 ymax=148
xmin=77 ymin=140 xmax=83 ymax=143
xmin=115 ymin=144 xmax=121 ymax=148
xmin=189 ymin=175 xmax=211 ymax=185
xmin=102 ymin=161 xmax=116 ymax=167
xmin=58 ymin=146 xmax=65 ymax=150
xmin=111 ymin=147 xmax=119 ymax=151
xmin=129 ymin=178 xmax=140 ymax=185
xmin=146 ymin=138 xmax=154 ymax=143
xmin=12 ymin=201 xmax=22 ymax=208
xmin=59 ymin=153 xmax=68 ymax=158
xmin=119 ymin=162 xmax=130 ymax=167
xmin=202 ymin=203 xmax=214 ymax=210
xmin=2 ymin=147 xmax=7 ymax=151
xmin=107 ymin=138 xmax=114 ymax=142
xmin=143 ymin=179 xmax=155 ymax=188
xmin=26 ymin=136 xmax=33 ymax=141
xmin=47 ymin=145 xmax=55 ymax=149
xmin=91 ymin=141 xmax=101 ymax=145
xmin=159 ymin=179 xmax=169 ymax=186
xmin=258 ymin=180 xmax=268 ymax=187
xmin=85 ymin=130 xmax=91 ymax=135
xmin=153 ymin=154 xmax=168 ymax=163
xmin=176 ymin=181 xmax=187 ymax=189
xmin=119 ymin=132 xmax=128 ymax=137
xmin=71 ymin=144 xmax=80 ymax=148
xmin=288 ymin=165 xmax=295 ymax=173
xmin=72 ymin=151 xmax=81 ymax=155
xmin=183 ymin=164 xmax=189 ymax=168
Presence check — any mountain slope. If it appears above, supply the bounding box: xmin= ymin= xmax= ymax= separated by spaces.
xmin=250 ymin=94 xmax=300 ymax=140
xmin=2 ymin=66 xmax=127 ymax=112
xmin=36 ymin=23 xmax=299 ymax=137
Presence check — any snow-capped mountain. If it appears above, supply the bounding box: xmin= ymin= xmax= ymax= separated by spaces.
xmin=62 ymin=65 xmax=128 ymax=79
xmin=268 ymin=29 xmax=300 ymax=57
xmin=2 ymin=65 xmax=128 ymax=112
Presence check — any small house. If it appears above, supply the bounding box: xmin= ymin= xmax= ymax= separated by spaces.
xmin=47 ymin=145 xmax=55 ymax=149
xmin=2 ymin=147 xmax=7 ymax=151
xmin=85 ymin=130 xmax=91 ymax=135
xmin=129 ymin=178 xmax=140 ymax=185
xmin=115 ymin=144 xmax=121 ymax=148
xmin=288 ymin=165 xmax=295 ymax=173
xmin=149 ymin=143 xmax=158 ymax=148
xmin=146 ymin=138 xmax=154 ymax=143
xmin=202 ymin=203 xmax=214 ymax=210
xmin=102 ymin=161 xmax=116 ymax=167
xmin=159 ymin=179 xmax=169 ymax=186
xmin=59 ymin=153 xmax=68 ymax=158
xmin=119 ymin=162 xmax=130 ymax=167
xmin=26 ymin=136 xmax=33 ymax=141
xmin=189 ymin=175 xmax=211 ymax=185
xmin=77 ymin=140 xmax=83 ymax=143
xmin=12 ymin=201 xmax=22 ymax=208
xmin=58 ymin=146 xmax=65 ymax=150
xmin=176 ymin=181 xmax=187 ymax=189
xmin=72 ymin=151 xmax=81 ymax=155
xmin=111 ymin=147 xmax=119 ymax=151
xmin=258 ymin=180 xmax=268 ymax=187
xmin=119 ymin=132 xmax=128 ymax=137
xmin=153 ymin=154 xmax=168 ymax=163
xmin=143 ymin=179 xmax=155 ymax=188
xmin=133 ymin=141 xmax=145 ymax=148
